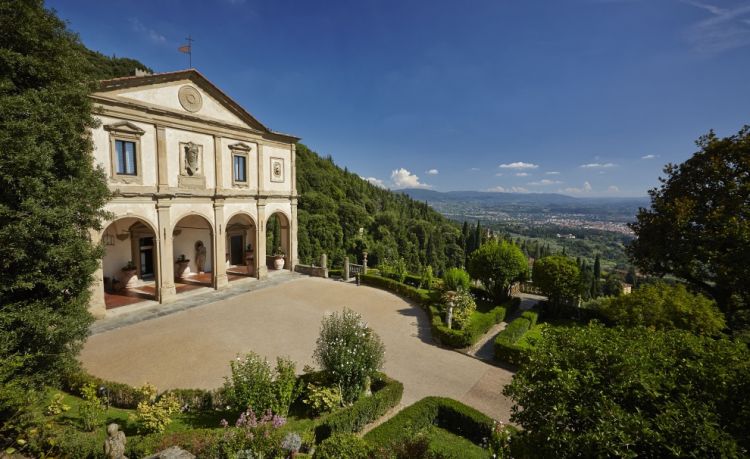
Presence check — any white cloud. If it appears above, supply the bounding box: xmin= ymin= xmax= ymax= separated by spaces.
xmin=469 ymin=167 xmax=480 ymax=171
xmin=545 ymin=171 xmax=561 ymax=175
xmin=527 ymin=179 xmax=563 ymax=186
xmin=487 ymin=186 xmax=528 ymax=193
xmin=607 ymin=185 xmax=620 ymax=192
xmin=495 ymin=172 xmax=504 ymax=177
xmin=129 ymin=18 xmax=167 ymax=44
xmin=391 ymin=168 xmax=431 ymax=189
xmin=515 ymin=172 xmax=530 ymax=177
xmin=641 ymin=154 xmax=658 ymax=159
xmin=499 ymin=161 xmax=539 ymax=170
xmin=426 ymin=168 xmax=439 ymax=175
xmin=362 ymin=176 xmax=386 ymax=188
xmin=580 ymin=162 xmax=617 ymax=168
xmin=564 ymin=181 xmax=593 ymax=194
xmin=682 ymin=1 xmax=750 ymax=53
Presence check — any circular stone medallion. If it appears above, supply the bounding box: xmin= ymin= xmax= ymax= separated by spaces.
xmin=178 ymin=85 xmax=203 ymax=113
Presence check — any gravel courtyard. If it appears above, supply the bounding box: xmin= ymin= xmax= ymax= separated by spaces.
xmin=80 ymin=276 xmax=515 ymax=422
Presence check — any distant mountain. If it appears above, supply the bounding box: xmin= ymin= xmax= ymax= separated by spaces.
xmin=398 ymin=188 xmax=650 ymax=224
xmin=400 ymin=189 xmax=648 ymax=207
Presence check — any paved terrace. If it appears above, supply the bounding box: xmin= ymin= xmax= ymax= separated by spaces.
xmin=80 ymin=275 xmax=516 ymax=422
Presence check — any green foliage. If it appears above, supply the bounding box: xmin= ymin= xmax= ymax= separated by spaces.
xmin=314 ymin=374 xmax=403 ymax=442
xmin=419 ymin=265 xmax=435 ymax=290
xmin=77 ymin=383 xmax=105 ymax=432
xmin=364 ymin=397 xmax=494 ymax=449
xmin=503 ymin=323 xmax=750 ymax=457
xmin=467 ymin=239 xmax=528 ymax=302
xmin=441 ymin=290 xmax=476 ymax=330
xmin=532 ymin=255 xmax=581 ymax=309
xmin=223 ymin=352 xmax=300 ymax=415
xmin=45 ymin=393 xmax=70 ymax=416
xmin=379 ymin=257 xmax=408 ymax=283
xmin=588 ymin=281 xmax=726 ymax=335
xmin=313 ymin=308 xmax=386 ymax=404
xmin=131 ymin=383 xmax=181 ymax=434
xmin=520 ymin=310 xmax=539 ymax=328
xmin=0 ymin=0 xmax=112 ymax=427
xmin=442 ymin=267 xmax=470 ymax=292
xmin=314 ymin=433 xmax=371 ymax=459
xmin=302 ymin=383 xmax=342 ymax=416
xmin=296 ymin=144 xmax=464 ymax=272
xmin=629 ymin=126 xmax=750 ymax=316
xmin=493 ymin=317 xmax=535 ymax=366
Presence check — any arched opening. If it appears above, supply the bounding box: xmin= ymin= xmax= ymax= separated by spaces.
xmin=101 ymin=217 xmax=158 ymax=309
xmin=226 ymin=213 xmax=257 ymax=280
xmin=173 ymin=214 xmax=214 ymax=293
xmin=266 ymin=212 xmax=291 ymax=272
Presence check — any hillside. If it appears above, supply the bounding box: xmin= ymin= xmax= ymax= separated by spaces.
xmin=296 ymin=144 xmax=463 ymax=272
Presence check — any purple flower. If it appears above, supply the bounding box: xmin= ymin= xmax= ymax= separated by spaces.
xmin=219 ymin=418 xmax=229 ymax=428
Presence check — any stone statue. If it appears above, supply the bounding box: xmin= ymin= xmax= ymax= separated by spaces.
xmin=184 ymin=142 xmax=200 ymax=176
xmin=104 ymin=423 xmax=127 ymax=459
xmin=195 ymin=240 xmax=207 ymax=273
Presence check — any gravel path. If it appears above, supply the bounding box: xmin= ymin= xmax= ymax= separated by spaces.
xmin=80 ymin=277 xmax=516 ymax=422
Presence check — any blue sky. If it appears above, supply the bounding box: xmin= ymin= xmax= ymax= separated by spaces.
xmin=50 ymin=0 xmax=750 ymax=196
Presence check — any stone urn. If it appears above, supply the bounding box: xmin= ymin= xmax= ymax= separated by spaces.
xmin=175 ymin=257 xmax=190 ymax=280
xmin=273 ymin=255 xmax=285 ymax=270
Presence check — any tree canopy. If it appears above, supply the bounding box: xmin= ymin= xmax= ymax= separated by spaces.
xmin=532 ymin=255 xmax=580 ymax=308
xmin=296 ymin=144 xmax=463 ymax=273
xmin=504 ymin=323 xmax=750 ymax=457
xmin=467 ymin=239 xmax=527 ymax=302
xmin=0 ymin=0 xmax=113 ymax=422
xmin=629 ymin=127 xmax=750 ymax=315
xmin=589 ymin=282 xmax=726 ymax=336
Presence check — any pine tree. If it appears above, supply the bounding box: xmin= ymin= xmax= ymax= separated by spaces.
xmin=0 ymin=0 xmax=110 ymax=416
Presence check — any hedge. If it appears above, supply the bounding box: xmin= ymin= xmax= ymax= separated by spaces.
xmin=314 ymin=373 xmax=403 ymax=442
xmin=60 ymin=369 xmax=232 ymax=412
xmin=364 ymin=397 xmax=494 ymax=447
xmin=361 ymin=273 xmax=509 ymax=349
xmin=493 ymin=317 xmax=533 ymax=366
xmin=521 ymin=310 xmax=539 ymax=328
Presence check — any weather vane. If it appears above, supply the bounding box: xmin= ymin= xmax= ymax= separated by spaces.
xmin=178 ymin=35 xmax=194 ymax=68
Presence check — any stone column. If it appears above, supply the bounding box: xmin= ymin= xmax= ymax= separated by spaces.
xmin=213 ymin=200 xmax=228 ymax=289
xmin=88 ymin=228 xmax=106 ymax=318
xmin=157 ymin=202 xmax=176 ymax=302
xmin=256 ymin=200 xmax=268 ymax=279
xmin=257 ymin=144 xmax=265 ymax=196
xmin=320 ymin=253 xmax=327 ymax=269
xmin=343 ymin=257 xmax=350 ymax=282
xmin=156 ymin=125 xmax=169 ymax=192
xmin=362 ymin=252 xmax=368 ymax=275
xmin=213 ymin=135 xmax=223 ymax=193
xmin=290 ymin=198 xmax=298 ymax=271
xmin=291 ymin=143 xmax=297 ymax=196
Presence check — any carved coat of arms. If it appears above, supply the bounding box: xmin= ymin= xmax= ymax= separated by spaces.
xmin=184 ymin=142 xmax=200 ymax=176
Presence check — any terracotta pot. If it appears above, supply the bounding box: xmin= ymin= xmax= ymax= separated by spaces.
xmin=175 ymin=259 xmax=190 ymax=279
xmin=120 ymin=269 xmax=138 ymax=289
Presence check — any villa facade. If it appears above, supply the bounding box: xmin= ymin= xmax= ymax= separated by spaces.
xmin=88 ymin=70 xmax=299 ymax=317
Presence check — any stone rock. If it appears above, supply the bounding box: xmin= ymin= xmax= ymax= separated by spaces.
xmin=144 ymin=446 xmax=196 ymax=459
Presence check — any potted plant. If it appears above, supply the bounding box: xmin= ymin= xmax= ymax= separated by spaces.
xmin=273 ymin=246 xmax=286 ymax=270
xmin=175 ymin=254 xmax=190 ymax=279
xmin=120 ymin=261 xmax=137 ymax=289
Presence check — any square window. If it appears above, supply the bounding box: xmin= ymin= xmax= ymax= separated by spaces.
xmin=115 ymin=140 xmax=137 ymax=175
xmin=233 ymin=154 xmax=247 ymax=183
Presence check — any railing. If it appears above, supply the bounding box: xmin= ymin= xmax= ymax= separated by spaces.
xmin=519 ymin=282 xmax=543 ymax=295
xmin=349 ymin=263 xmax=364 ymax=276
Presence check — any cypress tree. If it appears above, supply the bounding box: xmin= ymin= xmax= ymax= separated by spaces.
xmin=594 ymin=254 xmax=602 ymax=280
xmin=0 ymin=0 xmax=110 ymax=416
xmin=475 ymin=220 xmax=482 ymax=250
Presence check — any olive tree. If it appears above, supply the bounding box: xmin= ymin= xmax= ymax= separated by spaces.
xmin=467 ymin=240 xmax=527 ymax=303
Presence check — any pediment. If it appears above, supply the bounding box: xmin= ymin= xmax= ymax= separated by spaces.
xmin=103 ymin=121 xmax=145 ymax=136
xmin=228 ymin=142 xmax=253 ymax=152
xmin=92 ymin=70 xmax=298 ymax=141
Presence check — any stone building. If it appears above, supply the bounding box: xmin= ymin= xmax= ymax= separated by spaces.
xmin=88 ymin=70 xmax=299 ymax=317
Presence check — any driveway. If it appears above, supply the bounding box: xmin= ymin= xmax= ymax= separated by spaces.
xmin=80 ymin=277 xmax=516 ymax=422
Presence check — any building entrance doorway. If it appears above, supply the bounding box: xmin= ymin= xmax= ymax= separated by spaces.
xmin=139 ymin=237 xmax=155 ymax=280
xmin=230 ymin=235 xmax=244 ymax=265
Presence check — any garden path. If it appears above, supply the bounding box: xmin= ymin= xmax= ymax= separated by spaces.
xmin=469 ymin=293 xmax=545 ymax=361
xmin=80 ymin=277 xmax=516 ymax=422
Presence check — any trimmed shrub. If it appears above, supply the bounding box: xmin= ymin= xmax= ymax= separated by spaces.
xmin=365 ymin=397 xmax=494 ymax=448
xmin=442 ymin=267 xmax=471 ymax=292
xmin=361 ymin=273 xmax=433 ymax=305
xmin=521 ymin=310 xmax=539 ymax=328
xmin=493 ymin=317 xmax=533 ymax=366
xmin=315 ymin=373 xmax=403 ymax=442
xmin=62 ymin=369 xmax=147 ymax=409
xmin=314 ymin=433 xmax=371 ymax=459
